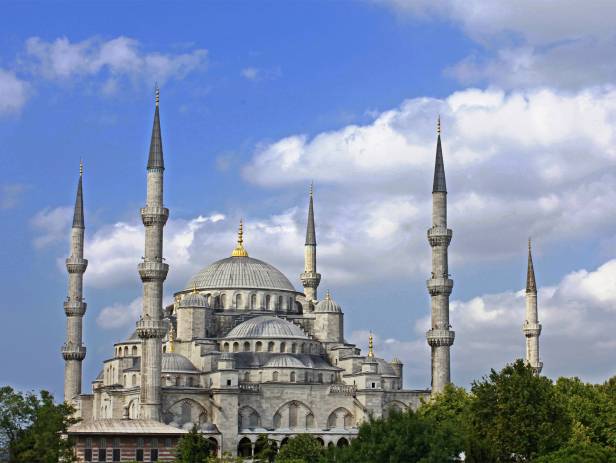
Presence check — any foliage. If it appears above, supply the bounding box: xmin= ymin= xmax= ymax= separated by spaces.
xmin=276 ymin=434 xmax=324 ymax=463
xmin=205 ymin=451 xmax=243 ymax=463
xmin=533 ymin=441 xmax=616 ymax=463
xmin=0 ymin=386 xmax=78 ymax=463
xmin=323 ymin=408 xmax=464 ymax=463
xmin=175 ymin=424 xmax=213 ymax=463
xmin=253 ymin=434 xmax=277 ymax=462
xmin=465 ymin=360 xmax=571 ymax=462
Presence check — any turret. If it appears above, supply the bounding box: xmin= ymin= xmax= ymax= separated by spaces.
xmin=523 ymin=239 xmax=542 ymax=375
xmin=300 ymin=184 xmax=321 ymax=304
xmin=136 ymin=87 xmax=169 ymax=421
xmin=62 ymin=161 xmax=88 ymax=402
xmin=313 ymin=290 xmax=343 ymax=343
xmin=426 ymin=117 xmax=455 ymax=394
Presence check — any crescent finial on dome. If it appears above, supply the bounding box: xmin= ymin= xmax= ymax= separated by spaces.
xmin=231 ymin=219 xmax=249 ymax=257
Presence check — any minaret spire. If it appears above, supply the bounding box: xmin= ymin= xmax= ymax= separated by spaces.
xmin=300 ymin=183 xmax=321 ymax=304
xmin=523 ymin=238 xmax=542 ymax=375
xmin=426 ymin=117 xmax=455 ymax=394
xmin=136 ymin=87 xmax=169 ymax=421
xmin=62 ymin=161 xmax=88 ymax=402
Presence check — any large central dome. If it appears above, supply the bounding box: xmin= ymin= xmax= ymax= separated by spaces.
xmin=184 ymin=256 xmax=296 ymax=292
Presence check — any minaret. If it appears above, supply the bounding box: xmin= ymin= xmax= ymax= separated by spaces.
xmin=136 ymin=87 xmax=169 ymax=421
xmin=426 ymin=117 xmax=455 ymax=394
xmin=300 ymin=184 xmax=321 ymax=303
xmin=523 ymin=239 xmax=542 ymax=375
xmin=62 ymin=161 xmax=88 ymax=403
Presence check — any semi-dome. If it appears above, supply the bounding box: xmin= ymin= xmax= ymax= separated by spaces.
xmin=226 ymin=316 xmax=308 ymax=339
xmin=264 ymin=354 xmax=306 ymax=369
xmin=162 ymin=352 xmax=197 ymax=372
xmin=185 ymin=256 xmax=295 ymax=292
xmin=179 ymin=292 xmax=208 ymax=308
xmin=315 ymin=291 xmax=341 ymax=313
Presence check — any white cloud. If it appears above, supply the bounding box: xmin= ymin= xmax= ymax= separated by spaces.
xmin=0 ymin=69 xmax=29 ymax=114
xmin=241 ymin=66 xmax=281 ymax=82
xmin=24 ymin=36 xmax=207 ymax=87
xmin=352 ymin=257 xmax=616 ymax=388
xmin=30 ymin=206 xmax=72 ymax=248
xmin=241 ymin=67 xmax=259 ymax=80
xmin=0 ymin=183 xmax=28 ymax=209
xmin=97 ymin=297 xmax=142 ymax=329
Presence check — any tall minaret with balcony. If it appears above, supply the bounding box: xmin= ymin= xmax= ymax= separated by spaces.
xmin=136 ymin=87 xmax=169 ymax=421
xmin=426 ymin=117 xmax=455 ymax=394
xmin=523 ymin=239 xmax=542 ymax=375
xmin=300 ymin=184 xmax=321 ymax=304
xmin=62 ymin=161 xmax=88 ymax=403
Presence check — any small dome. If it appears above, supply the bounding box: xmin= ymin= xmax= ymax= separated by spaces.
xmin=315 ymin=291 xmax=341 ymax=313
xmin=162 ymin=352 xmax=197 ymax=372
xmin=226 ymin=316 xmax=308 ymax=339
xmin=264 ymin=354 xmax=306 ymax=369
xmin=179 ymin=292 xmax=208 ymax=308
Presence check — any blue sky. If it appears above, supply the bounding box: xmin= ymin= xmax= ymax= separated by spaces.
xmin=1 ymin=1 xmax=615 ymax=397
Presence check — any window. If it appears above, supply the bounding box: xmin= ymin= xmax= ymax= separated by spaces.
xmin=150 ymin=449 xmax=158 ymax=462
xmin=273 ymin=371 xmax=279 ymax=382
xmin=235 ymin=293 xmax=242 ymax=309
xmin=226 ymin=379 xmax=232 ymax=386
xmin=112 ymin=449 xmax=120 ymax=462
xmin=243 ymin=341 xmax=250 ymax=352
xmin=98 ymin=449 xmax=107 ymax=462
xmin=371 ymin=382 xmax=376 ymax=389
xmin=132 ymin=374 xmax=137 ymax=386
xmin=135 ymin=449 xmax=144 ymax=462
xmin=244 ymin=372 xmax=250 ymax=382
xmin=280 ymin=342 xmax=286 ymax=353
xmin=124 ymin=346 xmax=128 ymax=356
xmin=291 ymin=343 xmax=297 ymax=353
xmin=266 ymin=295 xmax=271 ymax=309
xmin=164 ymin=438 xmax=172 ymax=448
xmin=267 ymin=342 xmax=274 ymax=352
xmin=278 ymin=296 xmax=283 ymax=309
xmin=289 ymin=403 xmax=298 ymax=428
xmin=233 ymin=342 xmax=239 ymax=352
xmin=84 ymin=449 xmax=92 ymax=462
xmin=187 ymin=377 xmax=193 ymax=387
xmin=220 ymin=294 xmax=227 ymax=308
xmin=132 ymin=346 xmax=137 ymax=356
xmin=251 ymin=294 xmax=256 ymax=309
xmin=255 ymin=341 xmax=262 ymax=352
xmin=223 ymin=342 xmax=229 ymax=352
xmin=318 ymin=373 xmax=323 ymax=383
xmin=112 ymin=438 xmax=120 ymax=462
xmin=290 ymin=371 xmax=296 ymax=382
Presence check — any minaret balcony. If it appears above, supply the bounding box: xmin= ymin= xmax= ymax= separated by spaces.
xmin=138 ymin=260 xmax=169 ymax=282
xmin=136 ymin=318 xmax=166 ymax=338
xmin=65 ymin=257 xmax=88 ymax=274
xmin=300 ymin=271 xmax=321 ymax=288
xmin=64 ymin=300 xmax=87 ymax=316
xmin=61 ymin=343 xmax=86 ymax=361
xmin=426 ymin=329 xmax=455 ymax=347
xmin=426 ymin=278 xmax=454 ymax=296
xmin=141 ymin=206 xmax=169 ymax=226
xmin=523 ymin=322 xmax=542 ymax=337
xmin=427 ymin=227 xmax=452 ymax=247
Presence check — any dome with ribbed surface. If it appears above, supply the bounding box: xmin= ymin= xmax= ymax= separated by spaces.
xmin=226 ymin=316 xmax=308 ymax=339
xmin=185 ymin=256 xmax=295 ymax=292
xmin=162 ymin=353 xmax=197 ymax=372
xmin=179 ymin=292 xmax=208 ymax=308
xmin=264 ymin=354 xmax=306 ymax=369
xmin=314 ymin=291 xmax=341 ymax=313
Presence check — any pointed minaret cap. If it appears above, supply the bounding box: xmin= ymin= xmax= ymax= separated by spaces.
xmin=72 ymin=160 xmax=85 ymax=228
xmin=433 ymin=116 xmax=447 ymax=193
xmin=231 ymin=219 xmax=249 ymax=257
xmin=305 ymin=182 xmax=316 ymax=246
xmin=147 ymin=85 xmax=164 ymax=170
xmin=367 ymin=331 xmax=375 ymax=358
xmin=526 ymin=238 xmax=537 ymax=293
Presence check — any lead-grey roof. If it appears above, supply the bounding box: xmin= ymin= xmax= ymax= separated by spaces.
xmin=185 ymin=256 xmax=295 ymax=292
xmin=147 ymin=101 xmax=164 ymax=170
xmin=232 ymin=352 xmax=337 ymax=370
xmin=433 ymin=134 xmax=447 ymax=193
xmin=72 ymin=174 xmax=84 ymax=228
xmin=162 ymin=352 xmax=197 ymax=372
xmin=226 ymin=315 xmax=308 ymax=339
xmin=305 ymin=191 xmax=316 ymax=246
xmin=264 ymin=354 xmax=305 ymax=369
xmin=179 ymin=292 xmax=208 ymax=308
xmin=315 ymin=292 xmax=341 ymax=313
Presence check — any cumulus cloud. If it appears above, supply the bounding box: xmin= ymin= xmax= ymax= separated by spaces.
xmin=351 ymin=257 xmax=616 ymax=388
xmin=97 ymin=297 xmax=143 ymax=329
xmin=240 ymin=66 xmax=281 ymax=82
xmin=30 ymin=206 xmax=72 ymax=248
xmin=0 ymin=69 xmax=29 ymax=114
xmin=24 ymin=36 xmax=207 ymax=88
xmin=381 ymin=0 xmax=616 ymax=89
xmin=244 ymin=87 xmax=616 ymax=265
xmin=0 ymin=183 xmax=28 ymax=209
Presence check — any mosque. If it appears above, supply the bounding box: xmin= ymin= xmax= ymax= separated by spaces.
xmin=63 ymin=91 xmax=542 ymax=460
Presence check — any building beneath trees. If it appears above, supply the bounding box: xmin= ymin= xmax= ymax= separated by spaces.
xmin=64 ymin=91 xmax=540 ymax=460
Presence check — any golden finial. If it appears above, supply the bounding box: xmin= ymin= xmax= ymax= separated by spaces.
xmin=368 ymin=332 xmax=374 ymax=358
xmin=79 ymin=159 xmax=83 ymax=177
xmin=231 ymin=219 xmax=249 ymax=257
xmin=528 ymin=237 xmax=532 ymax=252
xmin=192 ymin=282 xmax=198 ymax=294
xmin=155 ymin=84 xmax=160 ymax=107
xmin=437 ymin=115 xmax=441 ymax=136
xmin=168 ymin=326 xmax=175 ymax=353
xmin=325 ymin=289 xmax=331 ymax=300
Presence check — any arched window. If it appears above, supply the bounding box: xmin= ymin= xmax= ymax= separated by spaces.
xmin=344 ymin=413 xmax=353 ymax=428
xmin=255 ymin=341 xmax=262 ymax=352
xmin=337 ymin=438 xmax=349 ymax=447
xmin=233 ymin=342 xmax=239 ymax=352
xmin=289 ymin=297 xmax=293 ymax=311
xmin=330 ymin=374 xmax=334 ymax=383
xmin=132 ymin=374 xmax=137 ymax=386
xmin=244 ymin=372 xmax=250 ymax=382
xmin=235 ymin=293 xmax=242 ymax=309
xmin=280 ymin=342 xmax=286 ymax=353
xmin=132 ymin=346 xmax=137 ymax=356
xmin=290 ymin=371 xmax=296 ymax=382
xmin=220 ymin=294 xmax=227 ymax=308
xmin=306 ymin=413 xmax=315 ymax=429
xmin=187 ymin=377 xmax=193 ymax=387
xmin=273 ymin=412 xmax=281 ymax=429
xmin=289 ymin=402 xmax=298 ymax=428
xmin=237 ymin=437 xmax=252 ymax=458
xmin=318 ymin=373 xmax=323 ymax=383
xmin=300 ymin=343 xmax=305 ymax=354
xmin=124 ymin=346 xmax=128 ymax=356
xmin=251 ymin=294 xmax=256 ymax=309
xmin=223 ymin=342 xmax=230 ymax=352
xmin=163 ymin=345 xmax=167 ymax=353
xmin=214 ymin=295 xmax=220 ymax=308
xmin=272 ymin=371 xmax=279 ymax=382
xmin=265 ymin=295 xmax=271 ymax=310
xmin=243 ymin=341 xmax=250 ymax=352
xmin=277 ymin=296 xmax=283 ymax=310
xmin=175 ymin=376 xmax=180 ymax=386
xmin=267 ymin=342 xmax=274 ymax=352
xmin=291 ymin=343 xmax=297 ymax=353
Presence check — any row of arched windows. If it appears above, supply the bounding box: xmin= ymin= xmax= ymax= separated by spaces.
xmin=222 ymin=340 xmax=319 ymax=354
xmin=115 ymin=345 xmax=138 ymax=357
xmin=194 ymin=292 xmax=296 ymax=311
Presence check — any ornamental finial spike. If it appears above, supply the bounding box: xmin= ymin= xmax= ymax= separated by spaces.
xmin=325 ymin=289 xmax=331 ymax=300
xmin=231 ymin=219 xmax=249 ymax=257
xmin=437 ymin=115 xmax=441 ymax=136
xmin=155 ymin=84 xmax=160 ymax=107
xmin=310 ymin=181 xmax=314 ymax=197
xmin=168 ymin=326 xmax=175 ymax=353
xmin=79 ymin=159 xmax=83 ymax=177
xmin=368 ymin=332 xmax=374 ymax=358
xmin=528 ymin=237 xmax=532 ymax=252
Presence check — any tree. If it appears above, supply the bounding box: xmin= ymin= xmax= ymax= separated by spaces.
xmin=175 ymin=425 xmax=213 ymax=463
xmin=466 ymin=360 xmax=571 ymax=462
xmin=0 ymin=387 xmax=78 ymax=463
xmin=253 ymin=434 xmax=277 ymax=462
xmin=533 ymin=441 xmax=616 ymax=463
xmin=276 ymin=434 xmax=323 ymax=463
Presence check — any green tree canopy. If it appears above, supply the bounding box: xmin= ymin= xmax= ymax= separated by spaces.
xmin=175 ymin=424 xmax=213 ymax=463
xmin=276 ymin=434 xmax=323 ymax=463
